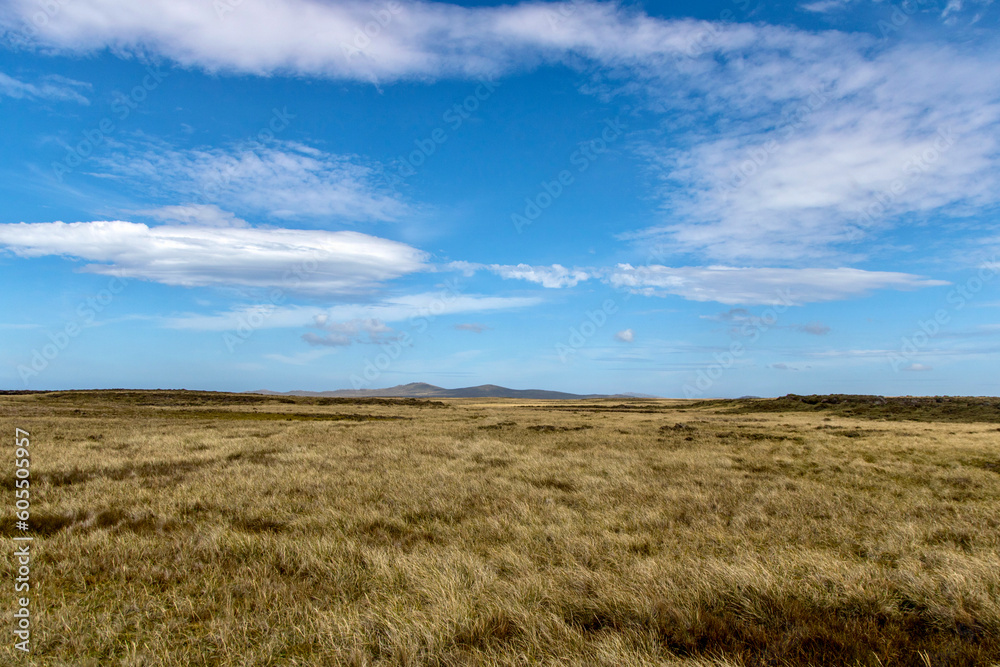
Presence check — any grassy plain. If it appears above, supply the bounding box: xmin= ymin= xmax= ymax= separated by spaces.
xmin=1 ymin=391 xmax=998 ymax=666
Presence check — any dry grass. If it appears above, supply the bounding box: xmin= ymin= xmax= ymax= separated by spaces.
xmin=1 ymin=391 xmax=999 ymax=666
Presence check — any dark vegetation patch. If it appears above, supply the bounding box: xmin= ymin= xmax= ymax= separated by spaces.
xmin=18 ymin=389 xmax=446 ymax=408
xmin=449 ymin=609 xmax=524 ymax=650
xmin=157 ymin=410 xmax=407 ymax=422
xmin=661 ymin=423 xmax=696 ymax=432
xmin=478 ymin=421 xmax=518 ymax=430
xmin=470 ymin=453 xmax=513 ymax=468
xmin=355 ymin=518 xmax=437 ymax=549
xmin=527 ymin=424 xmax=593 ymax=432
xmin=230 ymin=515 xmax=288 ymax=534
xmin=731 ymin=457 xmax=794 ymax=475
xmin=729 ymin=394 xmax=1000 ymax=423
xmin=1 ymin=509 xmax=176 ymax=536
xmin=527 ymin=476 xmax=577 ymax=492
xmin=647 ymin=591 xmax=999 ymax=666
xmin=531 ymin=404 xmax=674 ymax=414
xmin=13 ymin=458 xmax=217 ymax=489
xmin=225 ymin=448 xmax=280 ymax=464
xmin=971 ymin=460 xmax=1000 ymax=474
xmin=714 ymin=431 xmax=789 ymax=442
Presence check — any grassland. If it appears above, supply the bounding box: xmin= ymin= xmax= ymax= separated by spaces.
xmin=1 ymin=391 xmax=999 ymax=666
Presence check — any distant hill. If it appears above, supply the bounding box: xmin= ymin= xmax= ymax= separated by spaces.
xmin=249 ymin=382 xmax=658 ymax=400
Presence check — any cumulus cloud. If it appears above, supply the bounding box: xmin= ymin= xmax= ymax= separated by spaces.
xmin=488 ymin=263 xmax=590 ymax=288
xmin=902 ymin=362 xmax=933 ymax=371
xmin=0 ymin=220 xmax=427 ymax=294
xmin=0 ymin=71 xmax=90 ymax=104
xmin=614 ymin=328 xmax=634 ymax=343
xmin=93 ymin=139 xmax=407 ymax=222
xmin=447 ymin=262 xmax=591 ymax=288
xmin=607 ymin=264 xmax=948 ymax=305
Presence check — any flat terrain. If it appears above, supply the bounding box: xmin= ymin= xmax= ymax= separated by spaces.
xmin=1 ymin=391 xmax=999 ymax=666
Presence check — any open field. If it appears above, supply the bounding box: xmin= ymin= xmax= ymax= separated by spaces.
xmin=1 ymin=391 xmax=999 ymax=666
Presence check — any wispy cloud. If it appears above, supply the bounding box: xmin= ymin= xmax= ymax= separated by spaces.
xmin=0 ymin=72 xmax=90 ymax=104
xmin=94 ymin=139 xmax=408 ymax=222
xmin=799 ymin=0 xmax=852 ymax=14
xmin=138 ymin=204 xmax=249 ymax=228
xmin=797 ymin=322 xmax=831 ymax=335
xmin=607 ymin=265 xmax=947 ymax=305
xmin=628 ymin=39 xmax=1000 ymax=261
xmin=163 ymin=294 xmax=543 ymax=331
xmin=454 ymin=323 xmax=489 ymax=333
xmin=303 ymin=318 xmax=396 ymax=347
xmin=0 ymin=1 xmax=757 ymax=81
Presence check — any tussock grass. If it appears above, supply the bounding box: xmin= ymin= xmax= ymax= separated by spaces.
xmin=1 ymin=391 xmax=998 ymax=665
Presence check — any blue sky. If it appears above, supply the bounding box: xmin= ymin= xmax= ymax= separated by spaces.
xmin=1 ymin=0 xmax=998 ymax=396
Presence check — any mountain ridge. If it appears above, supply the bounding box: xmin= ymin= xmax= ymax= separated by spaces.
xmin=248 ymin=382 xmax=659 ymax=400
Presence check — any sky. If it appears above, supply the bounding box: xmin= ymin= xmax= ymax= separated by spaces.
xmin=0 ymin=0 xmax=998 ymax=397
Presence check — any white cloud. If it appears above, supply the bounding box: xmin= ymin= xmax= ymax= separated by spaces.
xmin=163 ymin=293 xmax=543 ymax=331
xmin=303 ymin=318 xmax=395 ymax=347
xmin=5 ymin=0 xmax=998 ymax=270
xmin=615 ymin=328 xmax=634 ymax=343
xmin=799 ymin=0 xmax=851 ymax=13
xmin=0 ymin=220 xmax=427 ymax=294
xmin=487 ymin=263 xmax=590 ymax=288
xmin=139 ymin=204 xmax=249 ymax=228
xmin=606 ymin=264 xmax=948 ymax=305
xmin=902 ymin=362 xmax=933 ymax=371
xmin=629 ymin=40 xmax=1000 ymax=261
xmin=0 ymin=1 xmax=757 ymax=81
xmin=0 ymin=71 xmax=90 ymax=104
xmin=94 ymin=139 xmax=407 ymax=222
